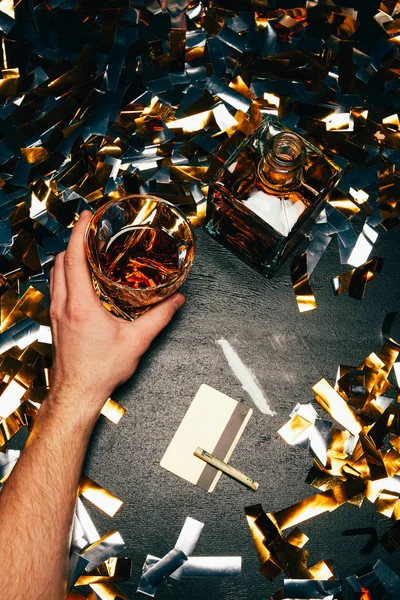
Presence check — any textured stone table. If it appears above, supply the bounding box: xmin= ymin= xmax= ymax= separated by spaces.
xmin=84 ymin=226 xmax=400 ymax=599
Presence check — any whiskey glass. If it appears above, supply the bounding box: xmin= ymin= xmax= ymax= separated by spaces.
xmin=85 ymin=195 xmax=195 ymax=320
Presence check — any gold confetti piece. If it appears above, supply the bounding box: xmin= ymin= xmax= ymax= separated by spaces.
xmin=79 ymin=475 xmax=123 ymax=517
xmin=188 ymin=198 xmax=207 ymax=230
xmin=332 ymin=258 xmax=383 ymax=300
xmin=1 ymin=286 xmax=50 ymax=331
xmin=323 ymin=112 xmax=352 ymax=131
xmin=245 ymin=512 xmax=271 ymax=563
xmin=349 ymin=187 xmax=369 ymax=205
xmin=291 ymin=253 xmax=317 ymax=313
xmin=229 ymin=76 xmax=255 ymax=100
xmin=270 ymin=320 xmax=400 ymax=592
xmin=286 ymin=528 xmax=309 ymax=548
xmin=0 ymin=448 xmax=19 ymax=483
xmin=284 ymin=578 xmax=342 ymax=598
xmin=100 ymin=399 xmax=126 ymax=424
xmin=245 ymin=505 xmax=314 ymax=580
xmin=67 ymin=592 xmax=87 ymax=600
xmin=312 ymin=379 xmax=362 ymax=436
xmin=166 ymin=110 xmax=213 ymax=133
xmin=1 ymin=66 xmax=18 ymax=79
xmin=0 ymin=286 xmax=25 ymax=333
xmin=376 ymin=491 xmax=399 ymax=517
xmin=18 ymin=296 xmax=50 ymax=327
xmin=365 ymin=476 xmax=400 ymax=504
xmin=0 ymin=75 xmax=18 ymax=95
xmin=1 ymin=7 xmax=400 ymax=595
xmin=20 ymin=147 xmax=49 ymax=165
xmin=393 ymin=499 xmax=400 ymax=520
xmin=328 ymin=428 xmax=350 ymax=459
xmin=328 ymin=189 xmax=361 ymax=218
xmin=368 ymin=341 xmax=399 ymax=401
xmin=89 ymin=583 xmax=128 ymax=600
xmin=384 ymin=18 xmax=400 ymax=35
xmin=273 ymin=478 xmax=365 ymax=530
xmin=361 ymin=352 xmax=385 ymax=373
xmin=81 ymin=530 xmax=125 ymax=573
xmin=382 ymin=114 xmax=400 ymax=130
xmin=306 ymin=467 xmax=343 ymax=492
xmin=269 ymin=589 xmax=284 ymax=600
xmin=245 ymin=508 xmax=282 ymax=580
xmin=309 ymin=560 xmax=335 ymax=580
xmin=263 ymin=93 xmax=280 ymax=109
xmin=351 ymin=108 xmax=368 ymax=124
xmin=0 ymin=379 xmax=26 ymax=419
xmin=0 ymin=0 xmax=14 ymax=19
xmin=169 ymin=165 xmax=209 ymax=183
xmin=389 ymin=436 xmax=400 ymax=452
xmin=76 ymin=557 xmax=132 ymax=586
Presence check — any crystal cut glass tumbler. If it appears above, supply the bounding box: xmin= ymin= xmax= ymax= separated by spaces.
xmin=85 ymin=195 xmax=195 ymax=319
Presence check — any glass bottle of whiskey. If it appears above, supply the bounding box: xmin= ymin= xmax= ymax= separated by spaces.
xmin=204 ymin=117 xmax=342 ymax=277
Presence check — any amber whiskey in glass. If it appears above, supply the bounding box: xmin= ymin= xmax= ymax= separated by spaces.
xmin=85 ymin=195 xmax=195 ymax=320
xmin=204 ymin=116 xmax=342 ymax=277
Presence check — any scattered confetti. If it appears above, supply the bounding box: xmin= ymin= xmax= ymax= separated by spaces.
xmin=0 ymin=2 xmax=399 ymax=598
xmin=137 ymin=516 xmax=241 ymax=597
xmin=217 ymin=339 xmax=276 ymax=416
xmin=246 ymin=315 xmax=400 ymax=596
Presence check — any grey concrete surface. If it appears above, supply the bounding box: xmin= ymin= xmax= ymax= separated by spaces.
xmin=83 ymin=225 xmax=400 ymax=599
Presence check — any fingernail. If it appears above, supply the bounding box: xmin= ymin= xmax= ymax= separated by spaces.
xmin=170 ymin=292 xmax=185 ymax=309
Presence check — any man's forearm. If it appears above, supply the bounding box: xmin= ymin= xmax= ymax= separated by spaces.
xmin=0 ymin=212 xmax=183 ymax=599
xmin=0 ymin=395 xmax=98 ymax=600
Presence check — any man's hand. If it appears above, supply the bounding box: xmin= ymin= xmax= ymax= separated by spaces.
xmin=49 ymin=210 xmax=185 ymax=419
xmin=0 ymin=209 xmax=186 ymax=600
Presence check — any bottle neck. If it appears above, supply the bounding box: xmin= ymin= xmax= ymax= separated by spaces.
xmin=258 ymin=132 xmax=306 ymax=192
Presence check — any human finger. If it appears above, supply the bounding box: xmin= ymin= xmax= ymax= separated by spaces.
xmin=64 ymin=211 xmax=96 ymax=300
xmin=131 ymin=293 xmax=185 ymax=352
xmin=51 ymin=252 xmax=67 ymax=307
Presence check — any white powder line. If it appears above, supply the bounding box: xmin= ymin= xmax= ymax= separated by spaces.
xmin=216 ymin=338 xmax=276 ymax=416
